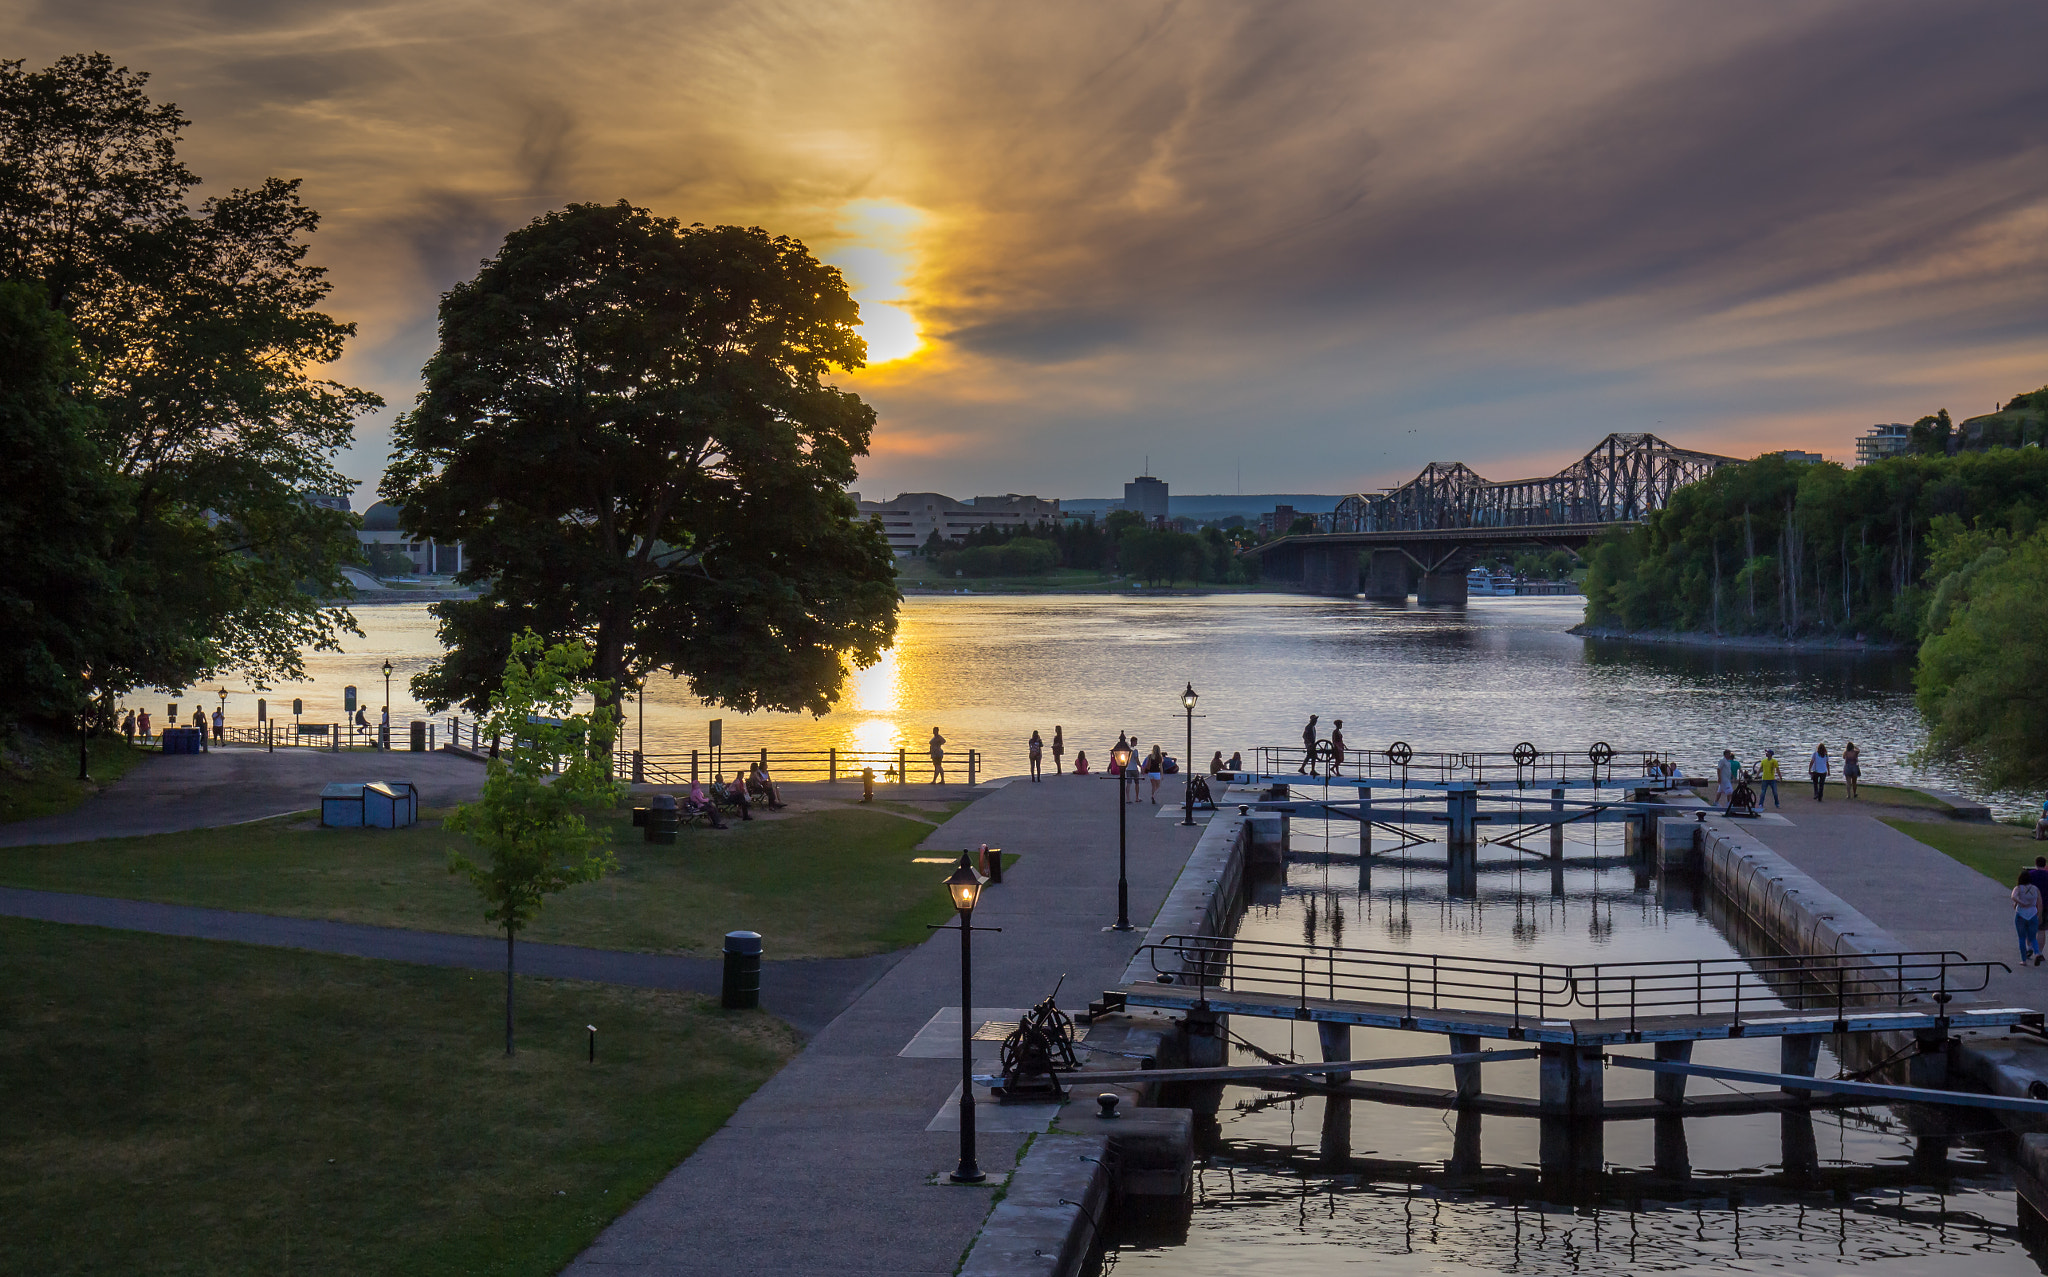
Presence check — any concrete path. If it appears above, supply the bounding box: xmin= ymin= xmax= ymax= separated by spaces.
xmin=0 ymin=746 xmax=489 ymax=847
xmin=564 ymin=773 xmax=1206 ymax=1277
xmin=0 ymin=885 xmax=893 ymax=1038
xmin=1721 ymin=786 xmax=2040 ymax=1004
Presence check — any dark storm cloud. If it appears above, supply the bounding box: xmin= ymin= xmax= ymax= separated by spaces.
xmin=10 ymin=0 xmax=2047 ymax=496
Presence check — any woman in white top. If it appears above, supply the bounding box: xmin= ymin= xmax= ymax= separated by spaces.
xmin=2014 ymin=870 xmax=2043 ymax=966
xmin=1807 ymin=743 xmax=1830 ymax=801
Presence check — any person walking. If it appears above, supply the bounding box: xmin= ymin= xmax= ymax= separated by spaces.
xmin=1051 ymin=726 xmax=1064 ymax=775
xmin=1298 ymin=715 xmax=1319 ymax=776
xmin=1329 ymin=720 xmax=1346 ymax=778
xmin=928 ymin=727 xmax=947 ymax=784
xmin=136 ymin=708 xmax=151 ymax=745
xmin=380 ymin=706 xmax=391 ymax=751
xmin=1715 ymin=750 xmax=1737 ymax=810
xmin=120 ymin=710 xmax=136 ymax=746
xmin=1808 ymin=743 xmax=1830 ymax=801
xmin=1756 ymin=750 xmax=1781 ymax=808
xmin=1027 ymin=730 xmax=1044 ymax=782
xmin=2015 ymin=870 xmax=2044 ymax=967
xmin=1842 ymin=741 xmax=1861 ymax=800
xmin=192 ymin=707 xmax=208 ymax=752
xmin=212 ymin=705 xmax=224 ymax=744
xmin=1127 ymin=735 xmax=1145 ymax=804
xmin=1146 ymin=744 xmax=1164 ymax=804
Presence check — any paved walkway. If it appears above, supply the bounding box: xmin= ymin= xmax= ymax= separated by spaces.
xmin=1715 ymin=786 xmax=2040 ymax=1004
xmin=564 ymin=773 xmax=1208 ymax=1277
xmin=0 ymin=746 xmax=490 ymax=846
xmin=0 ymin=886 xmax=894 ymax=1037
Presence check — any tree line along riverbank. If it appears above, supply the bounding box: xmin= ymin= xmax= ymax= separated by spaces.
xmin=1580 ymin=436 xmax=2048 ymax=786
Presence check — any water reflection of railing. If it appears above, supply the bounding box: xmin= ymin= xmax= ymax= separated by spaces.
xmin=1143 ymin=935 xmax=2006 ymax=1029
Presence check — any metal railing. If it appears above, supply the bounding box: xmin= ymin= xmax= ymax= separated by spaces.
xmin=1140 ymin=935 xmax=2008 ymax=1031
xmin=614 ymin=746 xmax=984 ymax=786
xmin=1144 ymin=935 xmax=1577 ymax=1030
xmin=1250 ymin=744 xmax=1676 ymax=786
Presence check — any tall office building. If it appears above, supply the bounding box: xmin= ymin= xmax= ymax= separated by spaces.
xmin=1124 ymin=474 xmax=1169 ymax=522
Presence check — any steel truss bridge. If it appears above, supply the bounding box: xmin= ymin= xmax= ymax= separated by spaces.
xmin=1254 ymin=432 xmax=1738 ymax=598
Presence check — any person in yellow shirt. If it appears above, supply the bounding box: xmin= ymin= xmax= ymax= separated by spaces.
xmin=1756 ymin=750 xmax=1781 ymax=809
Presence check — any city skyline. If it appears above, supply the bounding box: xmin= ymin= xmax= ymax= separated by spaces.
xmin=12 ymin=1 xmax=2045 ymax=499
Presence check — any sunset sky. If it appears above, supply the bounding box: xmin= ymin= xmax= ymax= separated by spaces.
xmin=12 ymin=1 xmax=2047 ymax=501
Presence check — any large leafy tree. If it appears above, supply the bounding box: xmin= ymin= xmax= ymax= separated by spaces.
xmin=1916 ymin=524 xmax=2048 ymax=789
xmin=384 ymin=201 xmax=900 ymax=720
xmin=0 ymin=282 xmax=127 ymax=723
xmin=0 ymin=53 xmax=377 ymax=717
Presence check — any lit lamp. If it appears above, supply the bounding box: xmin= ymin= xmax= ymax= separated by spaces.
xmin=1181 ymin=682 xmax=1200 ymax=827
xmin=1111 ymin=745 xmax=1135 ymax=932
xmin=381 ymin=659 xmax=394 ymax=750
xmin=944 ymin=854 xmax=988 ymax=1183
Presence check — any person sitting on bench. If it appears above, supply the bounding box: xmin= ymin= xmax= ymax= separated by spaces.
xmin=747 ymin=762 xmax=785 ymax=808
xmin=711 ymin=772 xmax=753 ymax=822
xmin=684 ymin=781 xmax=727 ymax=829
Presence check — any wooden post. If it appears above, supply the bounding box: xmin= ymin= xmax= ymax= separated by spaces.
xmin=898 ymin=747 xmax=907 ymax=785
xmin=1449 ymin=1032 xmax=1482 ymax=1101
xmin=691 ymin=749 xmax=699 ymax=786
xmin=829 ymin=747 xmax=837 ymax=783
xmin=968 ymin=749 xmax=977 ymax=787
xmin=1653 ymin=1040 xmax=1692 ymax=1106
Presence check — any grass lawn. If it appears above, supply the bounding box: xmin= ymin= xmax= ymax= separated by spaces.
xmin=0 ymin=917 xmax=796 ymax=1276
xmin=0 ymin=801 xmax=972 ymax=958
xmin=1880 ymin=814 xmax=2042 ymax=885
xmin=0 ymin=733 xmax=149 ymax=823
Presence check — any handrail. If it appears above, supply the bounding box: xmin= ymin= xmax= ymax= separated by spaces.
xmin=1251 ymin=745 xmax=1675 ymax=785
xmin=1139 ymin=935 xmax=2008 ymax=1026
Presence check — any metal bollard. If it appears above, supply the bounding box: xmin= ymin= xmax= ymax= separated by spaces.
xmin=722 ymin=931 xmax=762 ymax=1009
xmin=861 ymin=767 xmax=875 ymax=802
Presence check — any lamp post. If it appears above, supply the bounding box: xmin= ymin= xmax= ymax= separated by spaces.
xmin=1111 ymin=744 xmax=1135 ymax=931
xmin=381 ymin=659 xmax=394 ymax=750
xmin=1181 ymin=682 xmax=1200 ymax=826
xmin=944 ymin=855 xmax=988 ymax=1183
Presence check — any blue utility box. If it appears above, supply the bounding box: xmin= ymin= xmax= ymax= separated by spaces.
xmin=160 ymin=727 xmax=203 ymax=754
xmin=320 ymin=781 xmax=421 ymax=829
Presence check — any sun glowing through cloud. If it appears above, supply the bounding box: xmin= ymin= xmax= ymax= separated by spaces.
xmin=827 ymin=200 xmax=927 ymax=365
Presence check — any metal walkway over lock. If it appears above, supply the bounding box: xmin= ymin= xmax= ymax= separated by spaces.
xmin=1094 ymin=936 xmax=2038 ymax=1122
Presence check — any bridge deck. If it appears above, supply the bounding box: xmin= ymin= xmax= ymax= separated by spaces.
xmin=1112 ymin=980 xmax=2041 ymax=1045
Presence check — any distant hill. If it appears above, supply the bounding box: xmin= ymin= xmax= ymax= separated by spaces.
xmin=1059 ymin=493 xmax=1345 ymax=519
xmin=1957 ymin=385 xmax=2048 ymax=451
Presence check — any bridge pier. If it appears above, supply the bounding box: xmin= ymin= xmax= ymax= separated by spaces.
xmin=1549 ymin=787 xmax=1565 ymax=859
xmin=1653 ymin=1115 xmax=1689 ymax=1179
xmin=1540 ymin=1043 xmax=1603 ymax=1116
xmin=1780 ymin=1033 xmax=1821 ymax=1096
xmin=1299 ymin=545 xmax=1360 ymax=597
xmin=1782 ymin=1111 xmax=1820 ymax=1184
xmin=1449 ymin=1108 xmax=1483 ymax=1175
xmin=1653 ymin=1040 xmax=1693 ymax=1106
xmin=1363 ymin=550 xmax=1412 ymax=601
xmin=1448 ymin=1032 xmax=1482 ymax=1101
xmin=1416 ymin=569 xmax=1468 ymax=605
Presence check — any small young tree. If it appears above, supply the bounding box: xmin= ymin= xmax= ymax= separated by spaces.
xmin=445 ymin=630 xmax=623 ymax=1056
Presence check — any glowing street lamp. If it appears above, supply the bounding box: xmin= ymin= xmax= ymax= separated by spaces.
xmin=944 ymin=855 xmax=988 ymax=1183
xmin=1181 ymin=683 xmax=1200 ymax=827
xmin=381 ymin=659 xmax=394 ymax=750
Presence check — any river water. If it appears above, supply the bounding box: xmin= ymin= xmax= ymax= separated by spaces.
xmin=228 ymin=592 xmax=2005 ymax=808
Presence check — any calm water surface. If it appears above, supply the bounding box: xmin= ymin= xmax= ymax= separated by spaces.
xmin=218 ymin=593 xmax=2002 ymax=804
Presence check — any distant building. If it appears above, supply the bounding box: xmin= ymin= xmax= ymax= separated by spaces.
xmin=1855 ymin=423 xmax=1912 ymax=467
xmin=1767 ymin=450 xmax=1825 ymax=464
xmin=856 ymin=492 xmax=1062 ymax=554
xmin=1258 ymin=504 xmax=1300 ymax=537
xmin=1123 ymin=475 xmax=1169 ymax=523
xmin=306 ymin=492 xmax=353 ymax=513
xmin=359 ymin=500 xmax=463 ymax=575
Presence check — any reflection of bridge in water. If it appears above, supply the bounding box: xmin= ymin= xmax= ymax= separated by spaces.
xmin=1253 ymin=432 xmax=1738 ymax=600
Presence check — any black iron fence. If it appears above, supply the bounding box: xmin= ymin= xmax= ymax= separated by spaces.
xmin=1250 ymin=743 xmax=1678 ymax=786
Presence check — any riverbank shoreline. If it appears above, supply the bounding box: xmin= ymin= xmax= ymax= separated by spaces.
xmin=1571 ymin=623 xmax=1912 ymax=653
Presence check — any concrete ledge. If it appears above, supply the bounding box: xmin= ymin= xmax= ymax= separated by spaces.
xmin=958 ymin=1132 xmax=1109 ymax=1277
xmin=1909 ymin=787 xmax=1993 ymax=821
xmin=1120 ymin=808 xmax=1250 ymax=987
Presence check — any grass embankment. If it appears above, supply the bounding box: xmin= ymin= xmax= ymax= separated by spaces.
xmin=0 ymin=917 xmax=795 ymax=1276
xmin=1880 ymin=815 xmax=2041 ymax=884
xmin=0 ymin=732 xmax=147 ymax=822
xmin=0 ymin=800 xmax=973 ymax=958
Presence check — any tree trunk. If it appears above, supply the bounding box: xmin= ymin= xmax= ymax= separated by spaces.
xmin=1744 ymin=507 xmax=1756 ymax=619
xmin=505 ymin=927 xmax=516 ymax=1057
